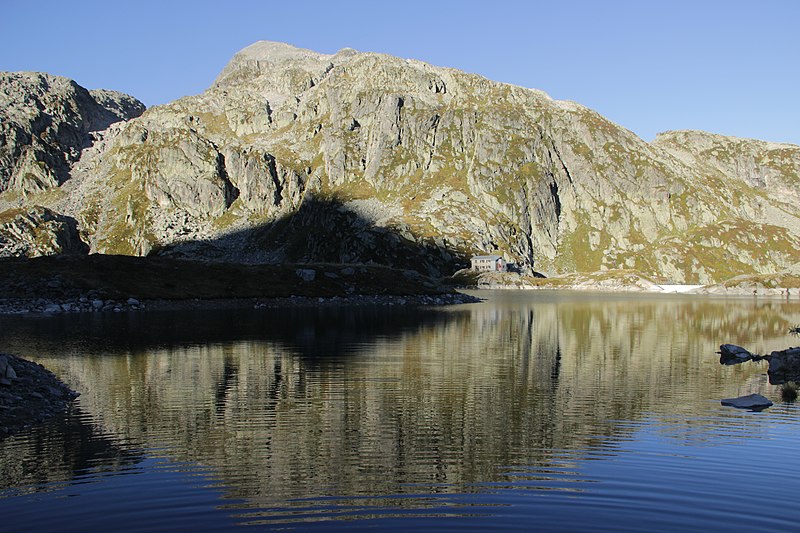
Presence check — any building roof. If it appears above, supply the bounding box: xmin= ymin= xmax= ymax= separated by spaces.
xmin=471 ymin=255 xmax=503 ymax=260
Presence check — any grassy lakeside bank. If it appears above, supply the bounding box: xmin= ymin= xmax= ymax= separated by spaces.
xmin=0 ymin=254 xmax=456 ymax=303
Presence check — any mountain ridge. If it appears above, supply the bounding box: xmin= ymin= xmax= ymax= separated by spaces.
xmin=1 ymin=42 xmax=798 ymax=283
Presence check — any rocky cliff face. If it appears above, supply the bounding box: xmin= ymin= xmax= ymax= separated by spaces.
xmin=0 ymin=206 xmax=88 ymax=257
xmin=1 ymin=43 xmax=798 ymax=282
xmin=0 ymin=72 xmax=144 ymax=194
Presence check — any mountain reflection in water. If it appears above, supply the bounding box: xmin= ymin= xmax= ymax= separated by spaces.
xmin=1 ymin=291 xmax=799 ymax=530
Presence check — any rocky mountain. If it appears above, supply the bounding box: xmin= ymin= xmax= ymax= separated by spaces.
xmin=1 ymin=42 xmax=798 ymax=283
xmin=0 ymin=206 xmax=87 ymax=258
xmin=0 ymin=72 xmax=144 ymax=258
xmin=0 ymin=72 xmax=145 ymax=193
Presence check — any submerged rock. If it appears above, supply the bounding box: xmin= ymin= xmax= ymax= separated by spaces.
xmin=720 ymin=393 xmax=773 ymax=410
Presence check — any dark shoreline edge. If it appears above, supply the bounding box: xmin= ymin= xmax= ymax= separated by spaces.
xmin=0 ymin=255 xmax=483 ymax=315
xmin=0 ymin=291 xmax=482 ymax=315
xmin=0 ymin=353 xmax=79 ymax=440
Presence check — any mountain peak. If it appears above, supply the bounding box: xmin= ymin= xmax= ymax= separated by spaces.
xmin=232 ymin=41 xmax=331 ymax=63
xmin=215 ymin=41 xmax=338 ymax=86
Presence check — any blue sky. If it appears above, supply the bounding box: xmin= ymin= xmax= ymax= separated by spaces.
xmin=2 ymin=0 xmax=798 ymax=145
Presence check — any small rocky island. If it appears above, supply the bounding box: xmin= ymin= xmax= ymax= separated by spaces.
xmin=0 ymin=353 xmax=79 ymax=439
xmin=718 ymin=343 xmax=800 ymax=409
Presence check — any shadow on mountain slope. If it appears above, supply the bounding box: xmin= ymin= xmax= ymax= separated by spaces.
xmin=152 ymin=197 xmax=470 ymax=277
xmin=0 ymin=198 xmax=477 ymax=304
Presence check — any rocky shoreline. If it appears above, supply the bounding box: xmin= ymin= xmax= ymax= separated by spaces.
xmin=0 ymin=293 xmax=145 ymax=315
xmin=0 ymin=353 xmax=79 ymax=439
xmin=460 ymin=269 xmax=800 ymax=296
xmin=5 ymin=283 xmax=800 ymax=317
xmin=0 ymin=291 xmax=481 ymax=315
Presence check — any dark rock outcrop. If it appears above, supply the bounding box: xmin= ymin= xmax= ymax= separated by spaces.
xmin=0 ymin=353 xmax=79 ymax=439
xmin=766 ymin=347 xmax=800 ymax=384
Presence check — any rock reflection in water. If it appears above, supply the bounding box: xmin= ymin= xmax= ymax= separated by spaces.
xmin=1 ymin=292 xmax=798 ymax=512
xmin=0 ymin=405 xmax=143 ymax=496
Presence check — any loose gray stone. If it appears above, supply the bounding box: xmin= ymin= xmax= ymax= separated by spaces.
xmin=296 ymin=269 xmax=316 ymax=282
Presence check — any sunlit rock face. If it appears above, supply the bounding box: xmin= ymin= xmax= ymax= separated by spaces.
xmin=0 ymin=71 xmax=144 ymax=194
xmin=0 ymin=206 xmax=87 ymax=258
xmin=2 ymin=43 xmax=799 ymax=281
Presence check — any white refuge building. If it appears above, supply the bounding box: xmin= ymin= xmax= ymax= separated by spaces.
xmin=471 ymin=255 xmax=507 ymax=272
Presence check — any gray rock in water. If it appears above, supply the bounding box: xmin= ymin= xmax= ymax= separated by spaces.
xmin=721 ymin=393 xmax=773 ymax=410
xmin=0 ymin=353 xmax=80 ymax=437
xmin=719 ymin=344 xmax=755 ymax=365
xmin=766 ymin=347 xmax=800 ymax=384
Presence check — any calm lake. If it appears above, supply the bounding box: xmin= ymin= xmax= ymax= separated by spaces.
xmin=1 ymin=290 xmax=799 ymax=531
